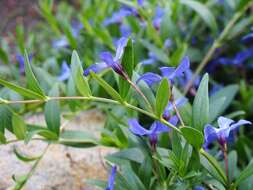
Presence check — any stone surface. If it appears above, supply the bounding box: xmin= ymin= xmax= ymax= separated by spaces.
xmin=0 ymin=110 xmax=114 ymax=190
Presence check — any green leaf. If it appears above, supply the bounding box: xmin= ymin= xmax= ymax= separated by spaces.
xmin=0 ymin=105 xmax=13 ymax=133
xmin=0 ymin=48 xmax=9 ymax=64
xmin=181 ymin=0 xmax=217 ymax=32
xmin=181 ymin=127 xmax=204 ymax=149
xmin=106 ymin=148 xmax=145 ymax=164
xmin=13 ymin=146 xmax=40 ymax=162
xmin=24 ymin=51 xmax=46 ymax=99
xmin=119 ymin=38 xmax=134 ymax=99
xmin=235 ymin=160 xmax=253 ymax=186
xmin=59 ymin=130 xmax=98 ymax=148
xmin=200 ymin=149 xmax=227 ymax=186
xmin=192 ymin=73 xmax=209 ymax=131
xmin=209 ymin=85 xmax=238 ymax=123
xmin=170 ymin=43 xmax=188 ymax=66
xmin=0 ymin=132 xmax=6 ymax=144
xmin=90 ymin=71 xmax=124 ymax=103
xmin=140 ymin=39 xmax=169 ymax=63
xmin=45 ymin=85 xmax=60 ymax=136
xmin=70 ymin=50 xmax=91 ymax=97
xmin=0 ymin=78 xmax=46 ymax=99
xmin=25 ymin=124 xmax=58 ymax=143
xmin=12 ymin=113 xmax=26 ymax=140
xmin=156 ymin=78 xmax=170 ymax=118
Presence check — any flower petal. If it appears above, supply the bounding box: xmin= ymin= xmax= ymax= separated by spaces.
xmin=217 ymin=116 xmax=234 ymax=129
xmin=230 ymin=119 xmax=252 ymax=131
xmin=137 ymin=72 xmax=162 ymax=86
xmin=160 ymin=67 xmax=175 ymax=78
xmin=204 ymin=124 xmax=218 ymax=144
xmin=58 ymin=61 xmax=70 ymax=81
xmin=115 ymin=37 xmax=129 ymax=61
xmin=83 ymin=62 xmax=109 ymax=76
xmin=150 ymin=121 xmax=170 ymax=135
xmin=100 ymin=52 xmax=114 ymax=66
xmin=128 ymin=119 xmax=150 ymax=136
xmin=169 ymin=56 xmax=190 ymax=80
xmin=106 ymin=165 xmax=117 ymax=190
xmin=168 ymin=115 xmax=179 ymax=126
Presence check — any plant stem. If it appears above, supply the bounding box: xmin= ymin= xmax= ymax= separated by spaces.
xmin=222 ymin=143 xmax=229 ymax=183
xmin=184 ymin=3 xmax=252 ymax=94
xmin=4 ymin=96 xmax=181 ymax=133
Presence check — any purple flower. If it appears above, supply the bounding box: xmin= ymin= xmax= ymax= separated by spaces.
xmin=128 ymin=117 xmax=178 ymax=147
xmin=178 ymin=69 xmax=200 ymax=89
xmin=140 ymin=52 xmax=158 ymax=65
xmin=105 ymin=165 xmax=117 ymax=190
xmin=163 ymin=97 xmax=187 ymax=120
xmin=84 ymin=37 xmax=128 ymax=77
xmin=120 ymin=24 xmax=132 ymax=37
xmin=204 ymin=116 xmax=251 ymax=146
xmin=103 ymin=7 xmax=135 ymax=26
xmin=194 ymin=186 xmax=205 ymax=190
xmin=137 ymin=0 xmax=144 ymax=6
xmin=16 ymin=53 xmax=32 ymax=74
xmin=57 ymin=61 xmax=70 ymax=81
xmin=217 ymin=46 xmax=253 ymax=67
xmin=153 ymin=6 xmax=164 ymax=30
xmin=137 ymin=56 xmax=190 ymax=86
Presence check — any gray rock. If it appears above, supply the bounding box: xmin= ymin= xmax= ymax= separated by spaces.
xmin=0 ymin=110 xmax=114 ymax=190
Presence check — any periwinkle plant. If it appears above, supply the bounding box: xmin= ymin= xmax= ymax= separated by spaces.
xmin=1 ymin=0 xmax=253 ymax=190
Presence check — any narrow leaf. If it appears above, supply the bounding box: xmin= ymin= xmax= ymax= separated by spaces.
xmin=90 ymin=71 xmax=124 ymax=103
xmin=192 ymin=73 xmax=209 ymax=131
xmin=119 ymin=38 xmax=134 ymax=99
xmin=235 ymin=160 xmax=253 ymax=186
xmin=12 ymin=113 xmax=26 ymax=140
xmin=71 ymin=50 xmax=91 ymax=97
xmin=181 ymin=0 xmax=217 ymax=32
xmin=0 ymin=78 xmax=46 ymax=99
xmin=24 ymin=51 xmax=46 ymax=99
xmin=181 ymin=127 xmax=204 ymax=149
xmin=156 ymin=78 xmax=170 ymax=118
xmin=13 ymin=146 xmax=40 ymax=162
xmin=45 ymin=85 xmax=60 ymax=136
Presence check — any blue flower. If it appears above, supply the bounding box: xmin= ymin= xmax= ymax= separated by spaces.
xmin=57 ymin=61 xmax=70 ymax=81
xmin=204 ymin=116 xmax=251 ymax=145
xmin=84 ymin=37 xmax=129 ymax=77
xmin=16 ymin=53 xmax=32 ymax=74
xmin=218 ymin=46 xmax=253 ymax=66
xmin=137 ymin=56 xmax=190 ymax=86
xmin=137 ymin=0 xmax=144 ymax=6
xmin=177 ymin=69 xmax=200 ymax=89
xmin=103 ymin=7 xmax=135 ymax=26
xmin=194 ymin=186 xmax=205 ymax=190
xmin=128 ymin=117 xmax=178 ymax=147
xmin=153 ymin=6 xmax=164 ymax=30
xmin=105 ymin=165 xmax=117 ymax=190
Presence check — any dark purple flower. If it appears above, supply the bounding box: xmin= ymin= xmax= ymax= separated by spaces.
xmin=105 ymin=165 xmax=117 ymax=190
xmin=218 ymin=46 xmax=253 ymax=66
xmin=84 ymin=37 xmax=128 ymax=77
xmin=128 ymin=117 xmax=178 ymax=147
xmin=204 ymin=116 xmax=251 ymax=146
xmin=57 ymin=61 xmax=70 ymax=81
xmin=16 ymin=53 xmax=32 ymax=74
xmin=137 ymin=56 xmax=190 ymax=86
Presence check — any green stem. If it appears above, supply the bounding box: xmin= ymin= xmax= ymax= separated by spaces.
xmin=184 ymin=3 xmax=252 ymax=94
xmin=4 ymin=96 xmax=181 ymax=133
